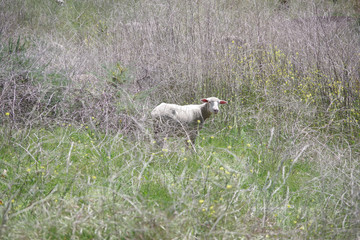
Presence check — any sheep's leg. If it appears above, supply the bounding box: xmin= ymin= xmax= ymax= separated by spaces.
xmin=153 ymin=122 xmax=164 ymax=147
xmin=154 ymin=134 xmax=164 ymax=147
xmin=190 ymin=134 xmax=197 ymax=145
xmin=184 ymin=131 xmax=197 ymax=152
xmin=185 ymin=139 xmax=196 ymax=152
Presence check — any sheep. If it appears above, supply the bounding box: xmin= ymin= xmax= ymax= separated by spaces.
xmin=151 ymin=97 xmax=227 ymax=148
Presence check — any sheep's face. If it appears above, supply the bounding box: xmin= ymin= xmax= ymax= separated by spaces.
xmin=201 ymin=97 xmax=227 ymax=114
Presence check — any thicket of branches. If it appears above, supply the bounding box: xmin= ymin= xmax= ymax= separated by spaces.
xmin=1 ymin=0 xmax=360 ymax=134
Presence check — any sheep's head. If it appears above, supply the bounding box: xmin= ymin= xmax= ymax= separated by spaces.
xmin=200 ymin=97 xmax=227 ymax=114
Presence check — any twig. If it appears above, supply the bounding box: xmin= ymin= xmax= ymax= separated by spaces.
xmin=66 ymin=142 xmax=74 ymax=174
xmin=9 ymin=185 xmax=58 ymax=218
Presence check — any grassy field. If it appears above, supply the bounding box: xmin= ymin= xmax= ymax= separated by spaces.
xmin=0 ymin=121 xmax=344 ymax=239
xmin=1 ymin=0 xmax=360 ymax=239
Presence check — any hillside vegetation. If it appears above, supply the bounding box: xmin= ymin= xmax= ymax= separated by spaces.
xmin=1 ymin=0 xmax=360 ymax=239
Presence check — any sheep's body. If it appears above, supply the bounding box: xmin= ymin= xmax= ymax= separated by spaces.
xmin=151 ymin=97 xmax=227 ymax=147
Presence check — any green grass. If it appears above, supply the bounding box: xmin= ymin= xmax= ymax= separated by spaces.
xmin=0 ymin=122 xmax=349 ymax=239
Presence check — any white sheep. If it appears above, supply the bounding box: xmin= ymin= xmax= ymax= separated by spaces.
xmin=151 ymin=97 xmax=227 ymax=148
xmin=55 ymin=0 xmax=64 ymax=5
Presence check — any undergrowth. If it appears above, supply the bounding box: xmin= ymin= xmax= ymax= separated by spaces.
xmin=0 ymin=118 xmax=359 ymax=239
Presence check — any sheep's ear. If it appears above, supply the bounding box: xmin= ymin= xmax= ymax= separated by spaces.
xmin=220 ymin=100 xmax=227 ymax=104
xmin=200 ymin=98 xmax=209 ymax=103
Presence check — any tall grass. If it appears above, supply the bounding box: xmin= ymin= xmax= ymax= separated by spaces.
xmin=0 ymin=0 xmax=360 ymax=238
